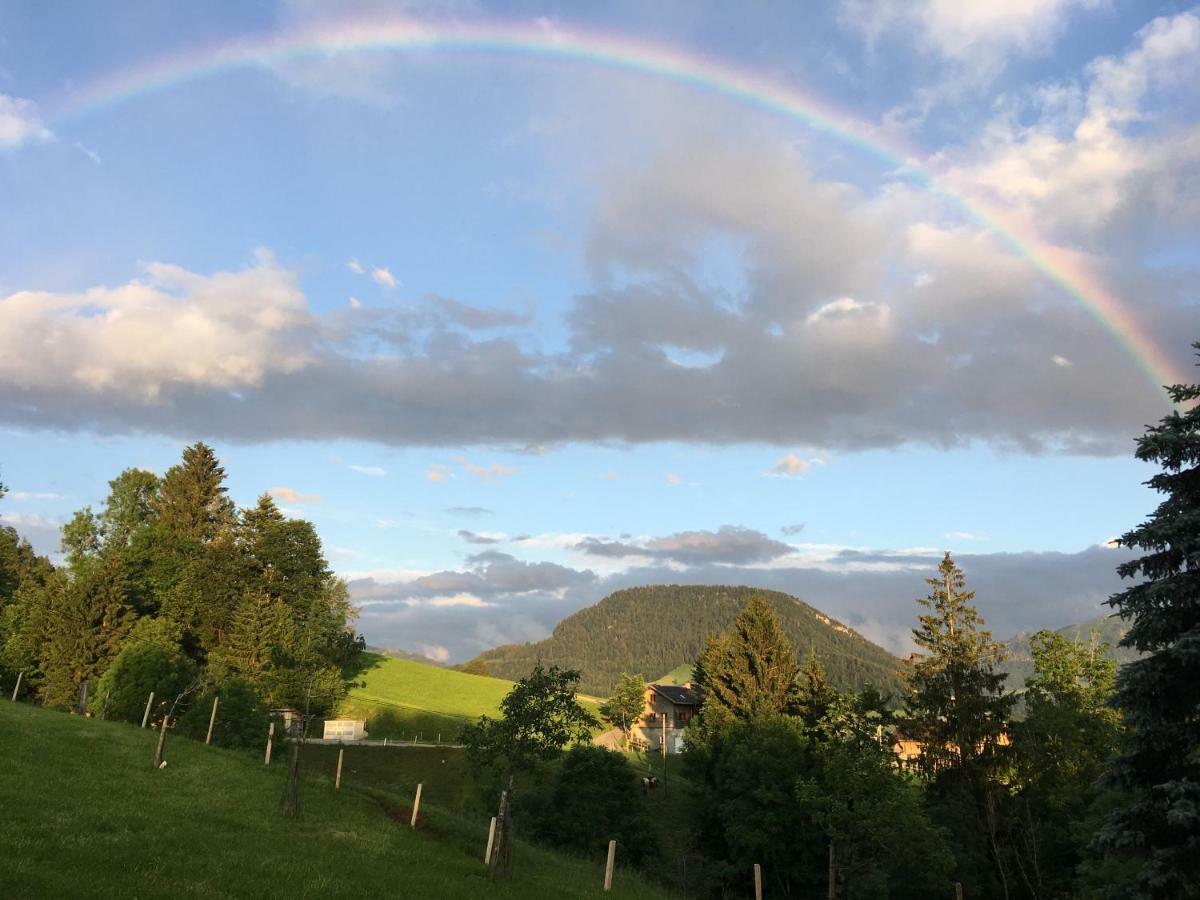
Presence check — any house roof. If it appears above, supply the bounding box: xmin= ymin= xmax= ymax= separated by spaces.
xmin=649 ymin=684 xmax=701 ymax=706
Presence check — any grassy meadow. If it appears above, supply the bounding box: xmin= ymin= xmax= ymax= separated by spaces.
xmin=0 ymin=700 xmax=673 ymax=899
xmin=335 ymin=654 xmax=606 ymax=742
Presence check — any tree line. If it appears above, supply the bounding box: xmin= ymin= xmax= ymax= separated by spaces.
xmin=0 ymin=442 xmax=363 ymax=737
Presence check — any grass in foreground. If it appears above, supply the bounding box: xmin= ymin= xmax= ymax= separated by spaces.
xmin=0 ymin=701 xmax=671 ymax=899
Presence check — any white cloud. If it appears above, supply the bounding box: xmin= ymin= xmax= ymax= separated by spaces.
xmin=1052 ymin=355 xmax=1072 ymax=368
xmin=371 ymin=266 xmax=397 ymax=289
xmin=348 ymin=465 xmax=387 ymax=477
xmin=767 ymin=453 xmax=812 ymax=478
xmin=425 ymin=464 xmax=451 ymax=483
xmin=0 ymin=94 xmax=52 ymax=149
xmin=349 ymin=297 xmax=362 ymax=309
xmin=842 ymin=0 xmax=1103 ymax=63
xmin=665 ymin=472 xmax=683 ymax=485
xmin=347 ymin=258 xmax=365 ymax=274
xmin=6 ymin=491 xmax=64 ymax=501
xmin=946 ymin=531 xmax=986 ymax=541
xmin=424 ymin=593 xmax=492 ymax=608
xmin=268 ymin=486 xmax=321 ymax=504
xmin=0 ymin=252 xmax=312 ymax=400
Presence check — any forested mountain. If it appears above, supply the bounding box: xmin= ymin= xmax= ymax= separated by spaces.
xmin=1000 ymin=613 xmax=1141 ymax=688
xmin=468 ymin=585 xmax=904 ymax=697
xmin=0 ymin=445 xmax=362 ymax=717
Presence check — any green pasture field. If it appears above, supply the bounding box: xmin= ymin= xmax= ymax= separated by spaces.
xmin=335 ymin=654 xmax=606 ymax=741
xmin=0 ymin=700 xmax=671 ymax=899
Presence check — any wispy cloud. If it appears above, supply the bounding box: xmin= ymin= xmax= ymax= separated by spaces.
xmin=6 ymin=491 xmax=64 ymax=501
xmin=0 ymin=94 xmax=52 ymax=149
xmin=348 ymin=464 xmax=386 ymax=477
xmin=767 ymin=453 xmax=812 ymax=478
xmin=268 ymin=486 xmax=321 ymax=504
xmin=426 ymin=464 xmax=452 ymax=483
xmin=347 ymin=258 xmax=365 ymax=274
xmin=371 ymin=266 xmax=397 ymax=289
xmin=464 ymin=463 xmax=516 ymax=482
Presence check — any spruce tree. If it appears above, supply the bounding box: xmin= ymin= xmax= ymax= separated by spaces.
xmin=692 ymin=596 xmax=800 ymax=741
xmin=154 ymin=442 xmax=234 ymax=544
xmin=905 ymin=552 xmax=1012 ymax=776
xmin=1096 ymin=347 xmax=1200 ymax=897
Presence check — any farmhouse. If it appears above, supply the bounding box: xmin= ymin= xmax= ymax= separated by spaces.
xmin=322 ymin=719 xmax=369 ymax=742
xmin=632 ymin=683 xmax=701 ymax=754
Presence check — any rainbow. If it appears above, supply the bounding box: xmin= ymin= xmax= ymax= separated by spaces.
xmin=44 ymin=17 xmax=1188 ymax=393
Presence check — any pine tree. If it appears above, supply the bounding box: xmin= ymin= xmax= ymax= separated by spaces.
xmin=905 ymin=552 xmax=1012 ymax=776
xmin=1095 ymin=347 xmax=1200 ymax=897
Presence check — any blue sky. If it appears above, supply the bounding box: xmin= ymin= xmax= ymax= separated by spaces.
xmin=1 ymin=1 xmax=1197 ymax=662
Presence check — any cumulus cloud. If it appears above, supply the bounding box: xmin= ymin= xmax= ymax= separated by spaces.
xmin=1 ymin=115 xmax=1188 ymax=453
xmin=0 ymin=94 xmax=52 ymax=149
xmin=268 ymin=486 xmax=322 ymax=504
xmin=347 ymin=258 xmax=365 ymax=275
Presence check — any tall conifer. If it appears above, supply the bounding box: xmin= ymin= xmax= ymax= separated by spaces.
xmin=1096 ymin=347 xmax=1200 ymax=896
xmin=905 ymin=552 xmax=1012 ymax=775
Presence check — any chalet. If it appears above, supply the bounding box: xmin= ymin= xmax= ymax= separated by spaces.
xmin=632 ymin=683 xmax=701 ymax=754
xmin=322 ymin=719 xmax=369 ymax=742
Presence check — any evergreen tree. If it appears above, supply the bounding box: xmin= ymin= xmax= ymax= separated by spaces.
xmin=905 ymin=552 xmax=1012 ymax=775
xmin=153 ymin=442 xmax=234 ymax=545
xmin=1095 ymin=349 xmax=1200 ymax=897
xmin=795 ymin=652 xmax=834 ymax=730
xmin=691 ymin=596 xmax=800 ymax=743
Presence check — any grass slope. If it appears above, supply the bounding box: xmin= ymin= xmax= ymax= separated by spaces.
xmin=0 ymin=701 xmax=670 ymax=899
xmin=337 ymin=654 xmax=606 ymax=741
xmin=338 ymin=653 xmax=513 ymax=740
xmin=471 ymin=585 xmax=905 ymax=697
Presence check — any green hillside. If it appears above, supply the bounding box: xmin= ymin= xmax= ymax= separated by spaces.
xmin=469 ymin=585 xmax=905 ymax=697
xmin=1001 ymin=613 xmax=1142 ymax=688
xmin=338 ymin=653 xmax=513 ymax=740
xmin=0 ymin=701 xmax=669 ymax=899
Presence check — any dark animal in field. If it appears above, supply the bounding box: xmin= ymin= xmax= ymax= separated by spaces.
xmin=641 ymin=776 xmax=658 ymax=794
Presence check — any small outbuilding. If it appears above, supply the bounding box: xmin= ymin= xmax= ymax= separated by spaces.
xmin=323 ymin=719 xmax=369 ymax=742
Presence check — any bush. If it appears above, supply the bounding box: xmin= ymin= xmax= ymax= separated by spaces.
xmin=177 ymin=678 xmax=268 ymax=749
xmin=92 ymin=642 xmax=196 ymax=724
xmin=519 ymin=746 xmax=657 ymax=865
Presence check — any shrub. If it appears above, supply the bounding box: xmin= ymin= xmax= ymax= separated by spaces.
xmin=177 ymin=678 xmax=268 ymax=749
xmin=93 ymin=641 xmax=196 ymax=724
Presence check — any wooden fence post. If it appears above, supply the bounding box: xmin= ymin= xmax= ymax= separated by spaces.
xmin=955 ymin=883 xmax=964 ymax=900
xmin=410 ymin=783 xmax=423 ymax=828
xmin=205 ymin=696 xmax=220 ymax=745
xmin=604 ymin=840 xmax=617 ymax=891
xmin=754 ymin=863 xmax=763 ymax=900
xmin=141 ymin=691 xmax=155 ymax=728
xmin=10 ymin=671 xmax=22 ymax=702
xmin=335 ymin=748 xmax=344 ymax=790
xmin=265 ymin=721 xmax=275 ymax=766
xmin=77 ymin=679 xmax=89 ymax=716
xmin=828 ymin=841 xmax=836 ymax=900
xmin=153 ymin=713 xmax=170 ymax=768
xmin=484 ymin=816 xmax=497 ymax=864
